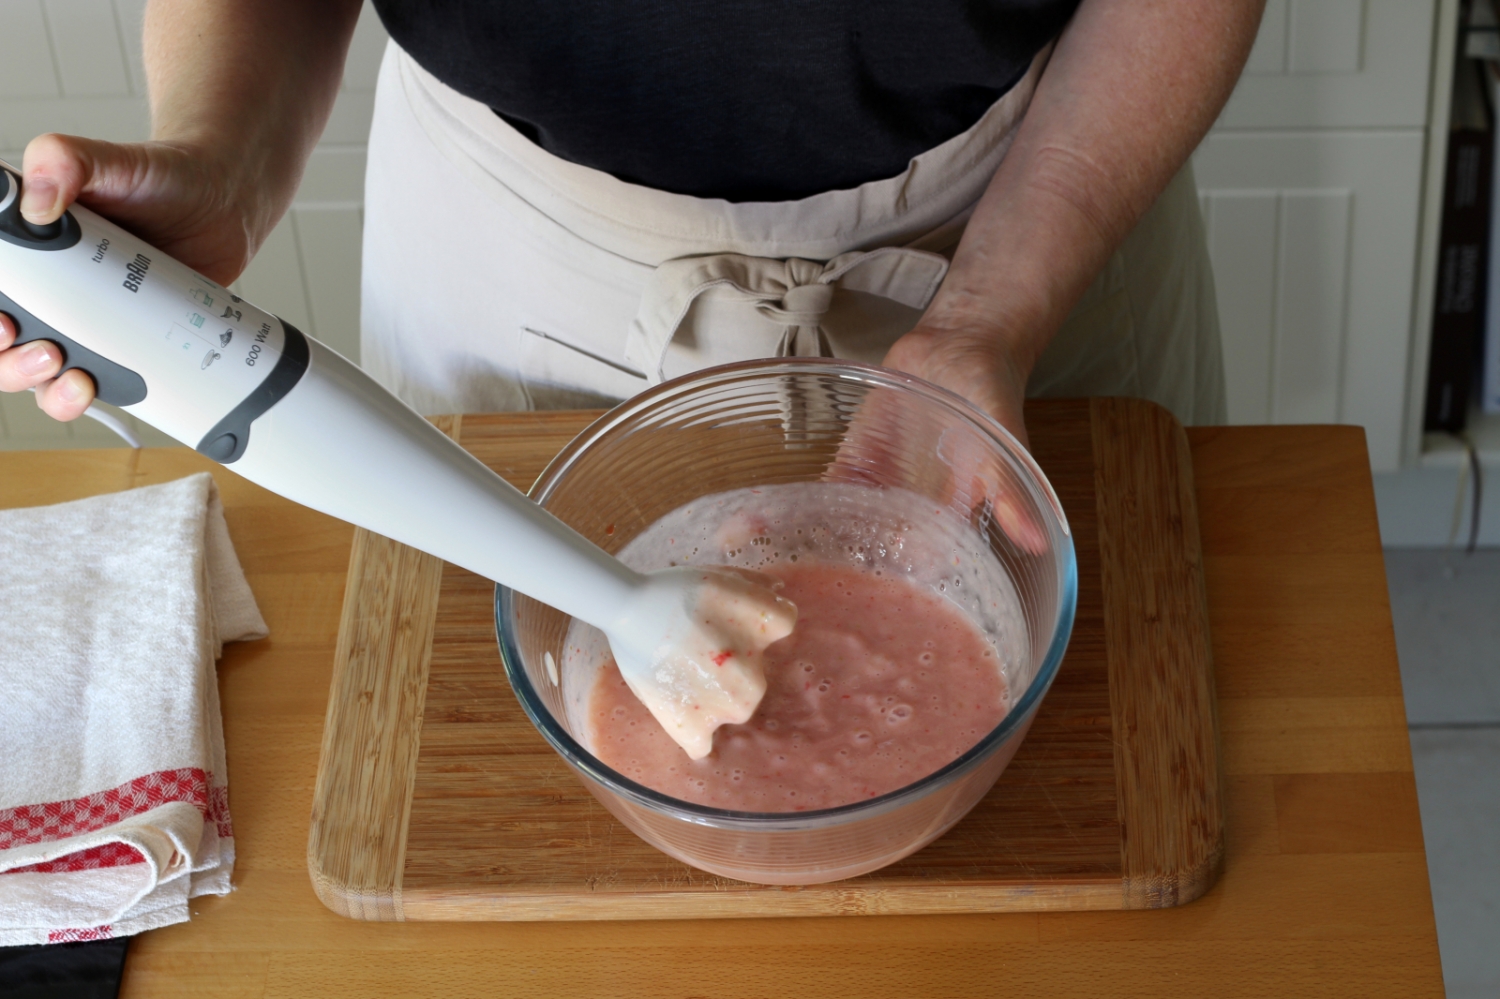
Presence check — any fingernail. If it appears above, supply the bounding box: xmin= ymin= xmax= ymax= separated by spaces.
xmin=20 ymin=178 xmax=58 ymax=223
xmin=15 ymin=341 xmax=57 ymax=376
xmin=56 ymin=374 xmax=85 ymax=403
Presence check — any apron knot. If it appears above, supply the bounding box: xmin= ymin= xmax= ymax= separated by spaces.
xmin=760 ymin=281 xmax=836 ymax=358
xmin=761 ymin=282 xmax=835 ymax=326
xmin=624 ymin=246 xmax=951 ymax=382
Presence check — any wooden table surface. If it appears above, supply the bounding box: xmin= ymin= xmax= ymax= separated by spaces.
xmin=1 ymin=420 xmax=1445 ymax=998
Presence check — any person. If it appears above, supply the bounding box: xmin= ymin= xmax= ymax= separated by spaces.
xmin=0 ymin=0 xmax=1265 ymax=452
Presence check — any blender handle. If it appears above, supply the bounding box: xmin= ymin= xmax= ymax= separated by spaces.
xmin=228 ymin=336 xmax=645 ymax=629
xmin=0 ymin=286 xmax=148 ymax=406
xmin=0 ymin=161 xmax=645 ymax=633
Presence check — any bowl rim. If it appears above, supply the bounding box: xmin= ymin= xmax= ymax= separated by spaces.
xmin=495 ymin=357 xmax=1079 ymax=831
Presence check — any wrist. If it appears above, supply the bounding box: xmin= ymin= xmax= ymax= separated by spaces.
xmin=142 ymin=134 xmax=287 ymax=255
xmin=901 ymin=302 xmax=1047 ymax=385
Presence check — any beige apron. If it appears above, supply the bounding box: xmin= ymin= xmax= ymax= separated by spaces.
xmin=361 ymin=42 xmax=1225 ymax=425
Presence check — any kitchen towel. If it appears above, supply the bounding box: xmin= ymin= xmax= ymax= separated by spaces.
xmin=0 ymin=473 xmax=267 ymax=945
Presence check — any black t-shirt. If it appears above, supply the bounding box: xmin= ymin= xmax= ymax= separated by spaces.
xmin=372 ymin=1 xmax=1080 ymax=202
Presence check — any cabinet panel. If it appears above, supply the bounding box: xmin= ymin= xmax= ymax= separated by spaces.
xmin=233 ymin=217 xmax=314 ymax=338
xmin=1275 ymin=190 xmax=1351 ymax=424
xmin=294 ymin=207 xmax=365 ymax=362
xmin=1288 ymin=0 xmax=1366 ymax=74
xmin=44 ymin=0 xmax=131 ymax=97
xmin=0 ymin=2 xmax=60 ymax=99
xmin=114 ymin=0 xmax=147 ymax=95
xmin=343 ymin=2 xmax=388 ymax=93
xmin=1220 ymin=0 xmax=1435 ymax=129
xmin=1205 ymin=192 xmax=1278 ymax=424
xmin=1194 ymin=131 xmax=1425 ymax=473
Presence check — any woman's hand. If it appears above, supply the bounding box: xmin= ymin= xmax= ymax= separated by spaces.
xmin=1 ymin=133 xmax=268 ymax=420
xmin=20 ymin=134 xmax=270 ymax=285
xmin=821 ymin=317 xmax=1048 ymax=554
xmin=867 ymin=321 xmax=1047 ymax=553
xmin=881 ymin=319 xmax=1032 ymax=450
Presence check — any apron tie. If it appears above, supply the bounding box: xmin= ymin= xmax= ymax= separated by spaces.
xmin=624 ymin=246 xmax=951 ymax=383
xmin=761 ymin=282 xmax=835 ymax=358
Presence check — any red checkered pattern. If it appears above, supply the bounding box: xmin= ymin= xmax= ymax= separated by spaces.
xmin=4 ymin=841 xmax=146 ymax=875
xmin=0 ymin=768 xmax=219 ymax=850
xmin=208 ymin=784 xmax=233 ymax=840
xmin=47 ymin=925 xmax=113 ymax=943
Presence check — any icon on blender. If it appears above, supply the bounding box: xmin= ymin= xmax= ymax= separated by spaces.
xmin=219 ymin=330 xmax=233 ymax=347
xmin=188 ymin=313 xmax=205 ymax=328
xmin=201 ymin=349 xmax=220 ymax=370
xmin=190 ymin=288 xmax=213 ymax=308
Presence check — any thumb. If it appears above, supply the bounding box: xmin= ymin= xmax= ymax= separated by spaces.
xmin=19 ymin=132 xmax=144 ymax=224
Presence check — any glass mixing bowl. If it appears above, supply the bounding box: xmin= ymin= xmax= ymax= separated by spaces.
xmin=496 ymin=358 xmax=1076 ymax=885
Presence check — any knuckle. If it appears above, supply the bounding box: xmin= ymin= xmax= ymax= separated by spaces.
xmin=0 ymin=362 xmax=31 ymax=394
xmin=30 ymin=131 xmax=78 ymax=158
xmin=0 ymin=341 xmax=63 ymax=391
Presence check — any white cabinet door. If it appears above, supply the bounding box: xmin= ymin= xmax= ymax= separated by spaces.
xmin=1220 ymin=0 xmax=1437 ymax=129
xmin=1194 ymin=130 xmax=1425 ymax=473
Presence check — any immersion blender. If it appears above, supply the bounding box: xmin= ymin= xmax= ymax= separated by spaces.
xmin=0 ymin=162 xmax=793 ymax=758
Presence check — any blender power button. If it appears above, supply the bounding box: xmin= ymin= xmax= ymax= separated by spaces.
xmin=0 ymin=169 xmax=81 ymax=251
xmin=21 ymin=216 xmax=63 ymax=241
xmin=201 ymin=433 xmax=239 ymax=461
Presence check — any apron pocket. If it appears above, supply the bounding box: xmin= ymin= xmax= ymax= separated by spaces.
xmin=516 ymin=324 xmax=650 ymax=409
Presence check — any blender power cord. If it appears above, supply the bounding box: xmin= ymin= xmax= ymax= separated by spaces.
xmin=1445 ymin=433 xmax=1483 ymax=554
xmin=1466 ymin=439 xmax=1484 ymax=553
xmin=25 ymin=387 xmax=142 ymax=448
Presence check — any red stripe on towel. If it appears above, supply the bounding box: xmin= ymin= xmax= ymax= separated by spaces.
xmin=48 ymin=925 xmax=114 ymax=943
xmin=0 ymin=768 xmax=230 ymax=850
xmin=4 ymin=841 xmax=146 ymax=874
xmin=209 ymin=783 xmax=232 ymax=839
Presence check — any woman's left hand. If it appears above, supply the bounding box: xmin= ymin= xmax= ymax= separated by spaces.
xmin=881 ymin=319 xmax=1033 ymax=451
xmin=821 ymin=317 xmax=1048 ymax=554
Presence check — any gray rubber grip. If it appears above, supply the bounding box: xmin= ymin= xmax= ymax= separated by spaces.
xmin=195 ymin=319 xmax=309 ymax=464
xmin=0 ymin=286 xmax=148 ymax=406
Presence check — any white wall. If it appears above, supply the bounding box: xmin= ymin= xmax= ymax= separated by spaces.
xmin=0 ymin=0 xmax=388 ymax=448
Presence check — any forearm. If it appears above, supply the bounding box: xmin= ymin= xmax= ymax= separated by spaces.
xmin=924 ymin=0 xmax=1264 ymax=372
xmin=143 ymin=0 xmax=363 ymax=242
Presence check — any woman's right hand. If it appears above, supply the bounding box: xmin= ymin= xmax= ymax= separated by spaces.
xmin=1 ymin=132 xmax=268 ymax=420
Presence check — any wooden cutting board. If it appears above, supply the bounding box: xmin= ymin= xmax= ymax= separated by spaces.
xmin=307 ymin=397 xmax=1220 ymax=921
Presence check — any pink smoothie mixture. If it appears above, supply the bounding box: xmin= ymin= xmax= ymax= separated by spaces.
xmin=587 ymin=560 xmax=1008 ymax=812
